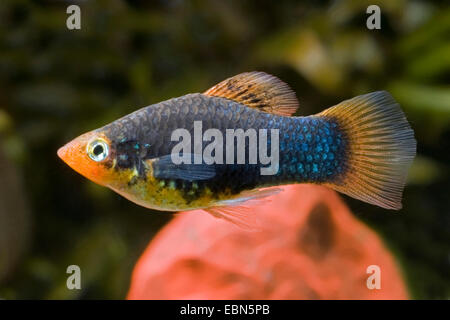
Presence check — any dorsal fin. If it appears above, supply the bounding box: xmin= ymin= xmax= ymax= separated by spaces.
xmin=203 ymin=71 xmax=299 ymax=116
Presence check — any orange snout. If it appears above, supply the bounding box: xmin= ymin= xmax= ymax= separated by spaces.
xmin=57 ymin=131 xmax=112 ymax=186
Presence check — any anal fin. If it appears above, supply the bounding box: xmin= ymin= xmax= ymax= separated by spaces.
xmin=203 ymin=187 xmax=282 ymax=231
xmin=205 ymin=206 xmax=260 ymax=231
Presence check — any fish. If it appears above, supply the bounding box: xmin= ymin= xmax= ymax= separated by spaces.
xmin=57 ymin=72 xmax=416 ymax=228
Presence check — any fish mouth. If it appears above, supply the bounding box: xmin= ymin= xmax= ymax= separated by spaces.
xmin=57 ymin=139 xmax=96 ymax=182
xmin=57 ymin=131 xmax=112 ymax=186
xmin=57 ymin=140 xmax=81 ymax=168
xmin=57 ymin=131 xmax=96 ymax=167
xmin=57 ymin=145 xmax=68 ymax=162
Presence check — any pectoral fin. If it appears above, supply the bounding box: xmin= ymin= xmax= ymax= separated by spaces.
xmin=149 ymin=154 xmax=216 ymax=181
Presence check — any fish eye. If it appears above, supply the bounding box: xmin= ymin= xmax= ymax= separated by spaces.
xmin=87 ymin=139 xmax=109 ymax=162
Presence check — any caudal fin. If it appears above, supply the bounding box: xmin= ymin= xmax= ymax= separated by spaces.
xmin=319 ymin=91 xmax=416 ymax=210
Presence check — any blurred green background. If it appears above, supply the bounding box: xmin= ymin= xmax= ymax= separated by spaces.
xmin=0 ymin=0 xmax=449 ymax=299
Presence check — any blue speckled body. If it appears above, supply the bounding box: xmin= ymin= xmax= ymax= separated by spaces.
xmin=274 ymin=115 xmax=346 ymax=183
xmin=102 ymin=93 xmax=348 ymax=201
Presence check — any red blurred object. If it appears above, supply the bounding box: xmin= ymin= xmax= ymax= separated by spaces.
xmin=127 ymin=185 xmax=408 ymax=299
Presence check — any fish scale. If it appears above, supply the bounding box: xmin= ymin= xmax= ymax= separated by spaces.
xmin=58 ymin=71 xmax=415 ymax=223
xmin=101 ymin=93 xmax=347 ymax=199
